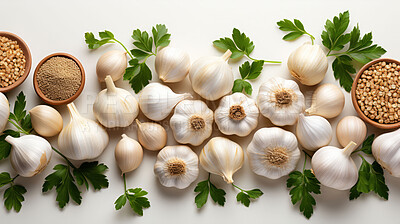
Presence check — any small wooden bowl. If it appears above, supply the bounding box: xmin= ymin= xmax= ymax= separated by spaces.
xmin=0 ymin=31 xmax=32 ymax=92
xmin=33 ymin=53 xmax=85 ymax=105
xmin=351 ymin=58 xmax=400 ymax=129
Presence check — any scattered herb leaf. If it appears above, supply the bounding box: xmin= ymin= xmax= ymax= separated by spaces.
xmin=8 ymin=92 xmax=32 ymax=134
xmin=194 ymin=174 xmax=226 ymax=208
xmin=232 ymin=184 xmax=263 ymax=207
xmin=115 ymin=175 xmax=150 ymax=216
xmin=0 ymin=130 xmax=20 ymax=160
xmin=4 ymin=184 xmax=26 ymax=212
xmin=232 ymin=60 xmax=264 ymax=95
xmin=277 ymin=19 xmax=315 ymax=43
xmin=73 ymin=162 xmax=109 ymax=190
xmin=360 ymin=134 xmax=375 ymax=155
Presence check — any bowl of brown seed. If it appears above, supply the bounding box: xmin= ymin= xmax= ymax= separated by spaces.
xmin=352 ymin=58 xmax=400 ymax=129
xmin=0 ymin=31 xmax=32 ymax=92
xmin=33 ymin=53 xmax=85 ymax=105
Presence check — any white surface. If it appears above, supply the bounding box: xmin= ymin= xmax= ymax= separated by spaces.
xmin=1 ymin=0 xmax=399 ymax=223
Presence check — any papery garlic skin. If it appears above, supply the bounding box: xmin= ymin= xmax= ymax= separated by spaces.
xmin=200 ymin=137 xmax=244 ymax=183
xmin=247 ymin=127 xmax=300 ymax=179
xmin=215 ymin=93 xmax=259 ymax=137
xmin=287 ymin=43 xmax=328 ymax=86
xmin=189 ymin=50 xmax=234 ymax=101
xmin=155 ymin=47 xmax=191 ymax=83
xmin=138 ymin=83 xmax=192 ymax=121
xmin=0 ymin=92 xmax=9 ymax=133
xmin=170 ymin=100 xmax=213 ymax=146
xmin=115 ymin=134 xmax=143 ymax=174
xmin=305 ymin=83 xmax=345 ymax=119
xmin=6 ymin=135 xmax=52 ymax=177
xmin=58 ymin=103 xmax=109 ymax=160
xmin=93 ymin=75 xmax=139 ymax=128
xmin=372 ymin=129 xmax=400 ymax=177
xmin=96 ymin=50 xmax=127 ymax=82
xmin=257 ymin=77 xmax=305 ymax=126
xmin=154 ymin=145 xmax=199 ymax=189
xmin=337 ymin=116 xmax=367 ymax=147
xmin=312 ymin=141 xmax=358 ymax=190
xmin=296 ymin=114 xmax=332 ymax=151
xmin=29 ymin=105 xmax=63 ymax=137
xmin=136 ymin=119 xmax=167 ymax=151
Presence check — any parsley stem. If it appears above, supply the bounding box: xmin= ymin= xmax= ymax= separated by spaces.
xmin=113 ymin=38 xmax=134 ymax=59
xmin=51 ymin=147 xmax=76 ymax=169
xmin=302 ymin=151 xmax=310 ymax=172
xmin=232 ymin=183 xmax=244 ymax=192
xmin=123 ymin=173 xmax=127 ymax=193
xmin=12 ymin=174 xmax=19 ymax=182
xmin=246 ymin=55 xmax=281 ymax=64
xmin=7 ymin=118 xmax=29 ymax=135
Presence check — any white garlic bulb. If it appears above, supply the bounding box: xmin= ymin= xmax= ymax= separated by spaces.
xmin=312 ymin=141 xmax=358 ymax=190
xmin=337 ymin=116 xmax=367 ymax=147
xmin=155 ymin=46 xmax=191 ymax=83
xmin=93 ymin=75 xmax=139 ymax=128
xmin=372 ymin=129 xmax=400 ymax=177
xmin=170 ymin=100 xmax=213 ymax=146
xmin=257 ymin=77 xmax=305 ymax=126
xmin=138 ymin=83 xmax=192 ymax=121
xmin=115 ymin=134 xmax=143 ymax=175
xmin=247 ymin=127 xmax=300 ymax=179
xmin=287 ymin=43 xmax=328 ymax=86
xmin=96 ymin=50 xmax=127 ymax=82
xmin=189 ymin=50 xmax=234 ymax=101
xmin=29 ymin=105 xmax=63 ymax=137
xmin=0 ymin=92 xmax=9 ymax=133
xmin=296 ymin=114 xmax=332 ymax=151
xmin=5 ymin=135 xmax=52 ymax=177
xmin=136 ymin=119 xmax=167 ymax=151
xmin=200 ymin=137 xmax=244 ymax=183
xmin=215 ymin=93 xmax=259 ymax=137
xmin=305 ymin=83 xmax=345 ymax=118
xmin=58 ymin=103 xmax=109 ymax=160
xmin=154 ymin=145 xmax=199 ymax=189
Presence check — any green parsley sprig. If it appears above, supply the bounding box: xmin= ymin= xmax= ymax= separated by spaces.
xmin=232 ymin=183 xmax=263 ymax=207
xmin=277 ymin=19 xmax=315 ymax=43
xmin=85 ymin=24 xmax=171 ymax=93
xmin=194 ymin=173 xmax=226 ymax=208
xmin=0 ymin=172 xmax=26 ymax=212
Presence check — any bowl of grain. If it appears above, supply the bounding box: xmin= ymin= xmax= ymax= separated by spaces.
xmin=352 ymin=58 xmax=400 ymax=129
xmin=33 ymin=53 xmax=85 ymax=105
xmin=0 ymin=31 xmax=32 ymax=92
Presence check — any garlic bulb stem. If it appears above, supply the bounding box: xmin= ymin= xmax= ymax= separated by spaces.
xmin=343 ymin=141 xmax=358 ymax=157
xmin=105 ymin=75 xmax=117 ymax=93
xmin=221 ymin=49 xmax=232 ymax=61
xmin=67 ymin=103 xmax=80 ymax=120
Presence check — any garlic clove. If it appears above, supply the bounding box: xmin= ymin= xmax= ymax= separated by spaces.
xmin=296 ymin=114 xmax=332 ymax=151
xmin=154 ymin=145 xmax=199 ymax=189
xmin=29 ymin=105 xmax=63 ymax=137
xmin=200 ymin=137 xmax=244 ymax=183
xmin=115 ymin=134 xmax=143 ymax=175
xmin=0 ymin=92 xmax=9 ymax=133
xmin=6 ymin=135 xmax=52 ymax=177
xmin=136 ymin=119 xmax=167 ymax=151
xmin=336 ymin=116 xmax=367 ymax=147
xmin=247 ymin=127 xmax=300 ymax=179
xmin=189 ymin=50 xmax=234 ymax=101
xmin=155 ymin=47 xmax=191 ymax=83
xmin=138 ymin=83 xmax=192 ymax=121
xmin=305 ymin=83 xmax=345 ymax=119
xmin=96 ymin=50 xmax=127 ymax=82
xmin=372 ymin=129 xmax=400 ymax=177
xmin=93 ymin=75 xmax=139 ymax=128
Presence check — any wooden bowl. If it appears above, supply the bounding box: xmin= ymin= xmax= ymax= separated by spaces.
xmin=0 ymin=31 xmax=32 ymax=92
xmin=33 ymin=53 xmax=85 ymax=105
xmin=351 ymin=58 xmax=400 ymax=129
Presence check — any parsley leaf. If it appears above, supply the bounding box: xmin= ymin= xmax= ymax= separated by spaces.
xmin=8 ymin=92 xmax=32 ymax=134
xmin=321 ymin=11 xmax=350 ymax=52
xmin=277 ymin=19 xmax=315 ymax=42
xmin=73 ymin=162 xmax=109 ymax=190
xmin=124 ymin=60 xmax=152 ymax=93
xmin=0 ymin=130 xmax=20 ymax=160
xmin=287 ymin=170 xmax=321 ymax=219
xmin=84 ymin=31 xmax=115 ymax=49
xmin=232 ymin=60 xmax=264 ymax=95
xmin=152 ymin=24 xmax=171 ymax=49
xmin=194 ymin=174 xmax=226 ymax=208
xmin=332 ymin=55 xmax=356 ymax=92
xmin=126 ymin=188 xmax=150 ymax=216
xmin=232 ymin=79 xmax=252 ymax=95
xmin=235 ymin=188 xmax=263 ymax=207
xmin=0 ymin=172 xmax=13 ymax=187
xmin=209 ymin=181 xmax=226 ymax=206
xmin=4 ymin=184 xmax=26 ymax=212
xmin=360 ymin=134 xmax=375 ymax=155
xmin=213 ymin=28 xmax=254 ymax=59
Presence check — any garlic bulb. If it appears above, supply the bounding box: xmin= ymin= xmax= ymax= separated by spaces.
xmin=372 ymin=129 xmax=400 ymax=177
xmin=96 ymin=50 xmax=127 ymax=82
xmin=189 ymin=50 xmax=234 ymax=101
xmin=247 ymin=127 xmax=300 ymax=179
xmin=215 ymin=92 xmax=259 ymax=137
xmin=296 ymin=114 xmax=332 ymax=151
xmin=138 ymin=83 xmax=192 ymax=121
xmin=170 ymin=100 xmax=213 ymax=146
xmin=154 ymin=145 xmax=199 ymax=189
xmin=93 ymin=75 xmax=139 ymax=128
xmin=58 ymin=103 xmax=109 ymax=160
xmin=136 ymin=119 xmax=167 ymax=151
xmin=155 ymin=47 xmax=191 ymax=83
xmin=305 ymin=83 xmax=345 ymax=119
xmin=29 ymin=105 xmax=63 ymax=137
xmin=0 ymin=92 xmax=9 ymax=133
xmin=311 ymin=141 xmax=358 ymax=190
xmin=337 ymin=116 xmax=367 ymax=147
xmin=115 ymin=134 xmax=143 ymax=175
xmin=200 ymin=137 xmax=244 ymax=183
xmin=287 ymin=43 xmax=328 ymax=86
xmin=5 ymin=135 xmax=52 ymax=177
xmin=257 ymin=77 xmax=305 ymax=126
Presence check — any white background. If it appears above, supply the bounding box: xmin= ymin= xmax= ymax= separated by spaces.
xmin=1 ymin=0 xmax=398 ymax=223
